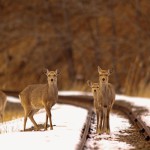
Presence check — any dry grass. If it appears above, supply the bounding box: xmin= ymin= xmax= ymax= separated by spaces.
xmin=3 ymin=102 xmax=24 ymax=122
xmin=135 ymin=81 xmax=150 ymax=98
xmin=124 ymin=56 xmax=150 ymax=98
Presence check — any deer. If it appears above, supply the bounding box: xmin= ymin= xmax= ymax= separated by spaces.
xmin=87 ymin=81 xmax=103 ymax=134
xmin=0 ymin=91 xmax=7 ymax=123
xmin=98 ymin=66 xmax=115 ymax=134
xmin=19 ymin=69 xmax=59 ymax=131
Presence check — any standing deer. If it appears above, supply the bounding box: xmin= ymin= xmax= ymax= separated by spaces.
xmin=0 ymin=91 xmax=7 ymax=123
xmin=19 ymin=69 xmax=59 ymax=131
xmin=87 ymin=81 xmax=103 ymax=134
xmin=98 ymin=66 xmax=115 ymax=134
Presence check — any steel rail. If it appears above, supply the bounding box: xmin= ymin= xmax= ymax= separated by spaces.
xmin=113 ymin=103 xmax=150 ymax=141
xmin=77 ymin=108 xmax=93 ymax=150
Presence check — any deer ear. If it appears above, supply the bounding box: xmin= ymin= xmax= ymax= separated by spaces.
xmin=55 ymin=69 xmax=60 ymax=75
xmin=87 ymin=80 xmax=92 ymax=87
xmin=46 ymin=69 xmax=50 ymax=76
xmin=98 ymin=66 xmax=102 ymax=73
xmin=43 ymin=68 xmax=49 ymax=75
xmin=108 ymin=68 xmax=113 ymax=75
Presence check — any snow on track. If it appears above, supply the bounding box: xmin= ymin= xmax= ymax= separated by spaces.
xmin=0 ymin=104 xmax=88 ymax=150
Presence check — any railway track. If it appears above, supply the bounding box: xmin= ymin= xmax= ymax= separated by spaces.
xmin=113 ymin=103 xmax=150 ymax=141
xmin=59 ymin=93 xmax=150 ymax=141
xmin=3 ymin=90 xmax=150 ymax=149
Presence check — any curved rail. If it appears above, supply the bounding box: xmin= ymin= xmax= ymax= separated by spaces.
xmin=113 ymin=103 xmax=150 ymax=141
xmin=77 ymin=108 xmax=93 ymax=150
xmin=3 ymin=90 xmax=150 ymax=143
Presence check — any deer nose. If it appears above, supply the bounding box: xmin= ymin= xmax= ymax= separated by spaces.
xmin=94 ymin=89 xmax=96 ymax=92
xmin=102 ymin=78 xmax=105 ymax=81
xmin=51 ymin=79 xmax=53 ymax=82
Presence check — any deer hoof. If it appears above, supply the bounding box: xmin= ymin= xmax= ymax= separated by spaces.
xmin=106 ymin=129 xmax=110 ymax=134
xmin=34 ymin=127 xmax=40 ymax=131
xmin=97 ymin=129 xmax=102 ymax=135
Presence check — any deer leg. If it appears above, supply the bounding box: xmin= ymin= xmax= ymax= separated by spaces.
xmin=29 ymin=116 xmax=39 ymax=131
xmin=97 ymin=111 xmax=101 ymax=134
xmin=44 ymin=114 xmax=48 ymax=130
xmin=96 ymin=110 xmax=99 ymax=133
xmin=99 ymin=109 xmax=103 ymax=134
xmin=24 ymin=116 xmax=27 ymax=131
xmin=49 ymin=111 xmax=53 ymax=130
xmin=103 ymin=114 xmax=106 ymax=132
xmin=28 ymin=110 xmax=39 ymax=131
xmin=0 ymin=114 xmax=3 ymax=123
xmin=103 ymin=107 xmax=107 ymax=133
xmin=97 ymin=109 xmax=102 ymax=134
xmin=45 ymin=106 xmax=53 ymax=130
xmin=106 ymin=109 xmax=110 ymax=134
xmin=23 ymin=108 xmax=30 ymax=131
